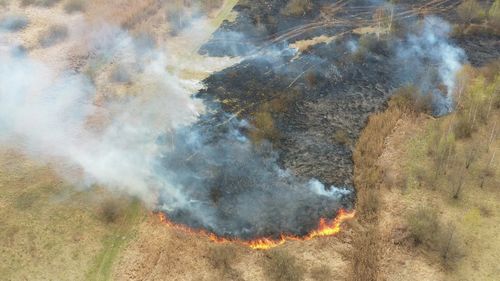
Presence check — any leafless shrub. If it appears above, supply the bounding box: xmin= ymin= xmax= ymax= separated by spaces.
xmin=437 ymin=223 xmax=463 ymax=270
xmin=406 ymin=206 xmax=439 ymax=246
xmin=305 ymin=71 xmax=318 ymax=87
xmin=64 ymin=0 xmax=85 ymax=14
xmin=22 ymin=0 xmax=62 ymax=7
xmin=350 ymin=226 xmax=379 ymax=281
xmin=454 ymin=115 xmax=474 ymax=139
xmin=282 ymin=0 xmax=311 ymax=17
xmin=20 ymin=0 xmax=36 ymax=6
xmin=310 ymin=265 xmax=332 ymax=281
xmin=0 ymin=15 xmax=29 ymax=32
xmin=333 ymin=128 xmax=350 ymax=145
xmin=489 ymin=0 xmax=500 ymax=30
xmin=264 ymin=249 xmax=305 ymax=281
xmin=38 ymin=24 xmax=68 ymax=48
xmin=250 ymin=111 xmax=280 ymax=144
xmin=208 ymin=245 xmax=242 ymax=280
xmin=357 ymin=188 xmax=379 ymax=216
xmin=99 ymin=198 xmax=124 ymax=224
xmin=391 ymin=86 xmax=433 ymax=114
xmin=198 ymin=0 xmax=224 ymax=12
xmin=457 ymin=0 xmax=486 ymax=23
xmin=14 ymin=192 xmax=39 ymax=210
xmin=110 ymin=64 xmax=132 ymax=84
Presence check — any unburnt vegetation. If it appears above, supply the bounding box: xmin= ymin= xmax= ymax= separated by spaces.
xmin=21 ymin=0 xmax=61 ymax=7
xmin=350 ymin=93 xmax=409 ymax=281
xmin=38 ymin=24 xmax=68 ymax=48
xmin=398 ymin=61 xmax=499 ymax=275
xmin=63 ymin=0 xmax=85 ymax=14
xmin=453 ymin=0 xmax=500 ymax=35
xmin=208 ymin=245 xmax=243 ymax=280
xmin=263 ymin=249 xmax=305 ymax=281
xmin=0 ymin=15 xmax=29 ymax=32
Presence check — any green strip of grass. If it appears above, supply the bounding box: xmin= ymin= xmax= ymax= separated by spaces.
xmin=86 ymin=199 xmax=143 ymax=281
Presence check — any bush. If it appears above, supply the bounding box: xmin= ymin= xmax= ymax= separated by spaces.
xmin=100 ymin=199 xmax=124 ymax=223
xmin=0 ymin=15 xmax=29 ymax=32
xmin=454 ymin=115 xmax=474 ymax=139
xmin=38 ymin=0 xmax=61 ymax=6
xmin=15 ymin=192 xmax=39 ymax=210
xmin=198 ymin=0 xmax=224 ymax=12
xmin=489 ymin=0 xmax=500 ymax=29
xmin=350 ymin=226 xmax=379 ymax=281
xmin=310 ymin=265 xmax=332 ymax=281
xmin=38 ymin=24 xmax=68 ymax=48
xmin=64 ymin=0 xmax=85 ymax=13
xmin=249 ymin=111 xmax=280 ymax=144
xmin=110 ymin=64 xmax=132 ymax=84
xmin=20 ymin=0 xmax=36 ymax=6
xmin=208 ymin=245 xmax=242 ymax=280
xmin=358 ymin=188 xmax=379 ymax=215
xmin=282 ymin=0 xmax=311 ymax=16
xmin=436 ymin=223 xmax=463 ymax=269
xmin=22 ymin=0 xmax=62 ymax=7
xmin=391 ymin=86 xmax=433 ymax=114
xmin=457 ymin=0 xmax=486 ymax=23
xmin=264 ymin=249 xmax=304 ymax=281
xmin=406 ymin=206 xmax=439 ymax=246
xmin=333 ymin=128 xmax=350 ymax=145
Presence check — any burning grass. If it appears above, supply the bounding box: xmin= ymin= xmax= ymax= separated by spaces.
xmin=157 ymin=209 xmax=355 ymax=250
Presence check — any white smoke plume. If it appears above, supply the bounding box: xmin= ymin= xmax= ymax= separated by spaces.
xmin=0 ymin=26 xmax=201 ymax=207
xmin=395 ymin=16 xmax=466 ymax=115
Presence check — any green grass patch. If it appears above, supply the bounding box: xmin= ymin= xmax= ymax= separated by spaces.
xmin=86 ymin=199 xmax=144 ymax=281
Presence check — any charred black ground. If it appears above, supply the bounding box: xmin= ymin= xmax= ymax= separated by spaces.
xmin=158 ymin=0 xmax=499 ymax=240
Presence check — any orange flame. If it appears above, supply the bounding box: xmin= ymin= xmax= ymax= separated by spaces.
xmin=156 ymin=209 xmax=355 ymax=250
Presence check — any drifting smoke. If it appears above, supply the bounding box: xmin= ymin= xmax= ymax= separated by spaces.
xmin=394 ymin=16 xmax=466 ymax=115
xmin=0 ymin=27 xmax=200 ymax=206
xmin=158 ymin=117 xmax=352 ymax=239
xmin=0 ymin=22 xmax=352 ymax=239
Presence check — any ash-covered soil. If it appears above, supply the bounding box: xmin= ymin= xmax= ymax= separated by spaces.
xmin=196 ymin=0 xmax=499 ymax=187
xmin=197 ymin=39 xmax=396 ymax=187
xmin=157 ymin=0 xmax=500 ymax=239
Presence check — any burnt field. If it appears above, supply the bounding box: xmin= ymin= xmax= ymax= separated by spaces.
xmin=196 ymin=0 xmax=499 ymax=187
xmin=156 ymin=0 xmax=499 ymax=240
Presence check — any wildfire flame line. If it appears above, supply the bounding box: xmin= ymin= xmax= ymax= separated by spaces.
xmin=156 ymin=209 xmax=355 ymax=250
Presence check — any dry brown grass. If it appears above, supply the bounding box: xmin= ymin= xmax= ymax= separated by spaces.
xmin=263 ymin=249 xmax=305 ymax=281
xmin=38 ymin=24 xmax=68 ymax=48
xmin=64 ymin=0 xmax=85 ymax=14
xmin=350 ymin=91 xmax=413 ymax=281
xmin=351 ymin=226 xmax=379 ymax=281
xmin=282 ymin=0 xmax=311 ymax=17
xmin=208 ymin=244 xmax=243 ymax=280
xmin=457 ymin=0 xmax=486 ymax=23
xmin=309 ymin=265 xmax=332 ymax=281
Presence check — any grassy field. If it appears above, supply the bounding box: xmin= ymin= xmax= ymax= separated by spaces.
xmin=86 ymin=200 xmax=144 ymax=281
xmin=0 ymin=149 xmax=145 ymax=281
